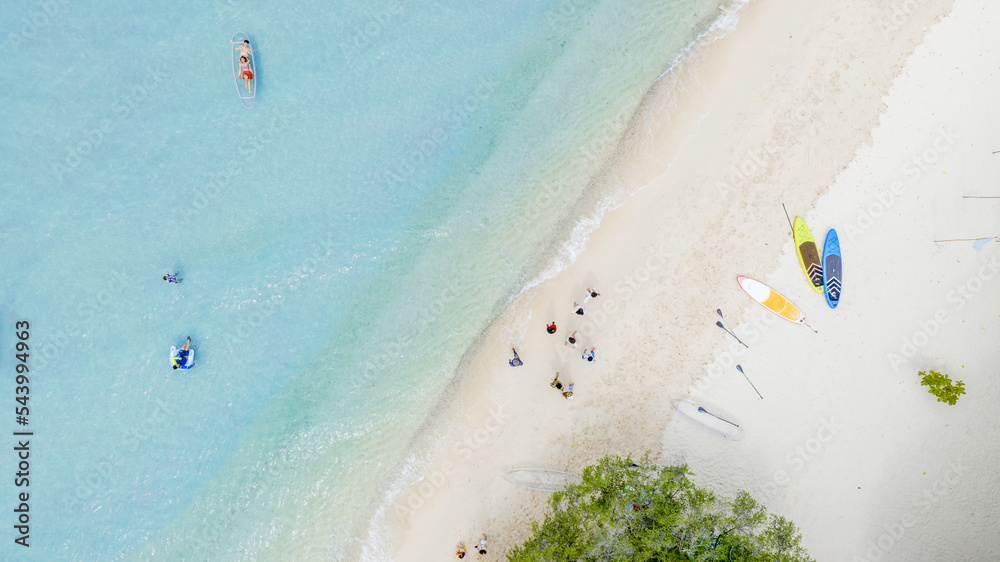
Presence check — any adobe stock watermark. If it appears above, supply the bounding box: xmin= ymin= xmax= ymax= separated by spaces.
xmin=340 ymin=2 xmax=405 ymax=70
xmin=886 ymin=252 xmax=998 ymax=370
xmin=877 ymin=0 xmax=928 ymax=40
xmin=63 ymin=398 xmax=174 ymax=512
xmin=50 ymin=65 xmax=168 ymax=180
xmin=845 ymin=126 xmax=957 ymax=240
xmin=382 ymin=74 xmax=498 ymax=189
xmin=393 ymin=404 xmax=513 ymax=520
xmin=853 ymin=455 xmax=967 ymax=561
xmin=751 ymin=415 xmax=842 ymax=501
xmin=33 ymin=269 xmax=136 ymax=373
xmin=1 ymin=0 xmax=73 ymax=55
xmin=182 ymin=107 xmax=292 ymax=223
xmin=717 ymin=83 xmax=829 ymax=200
xmin=564 ymin=244 xmax=672 ymax=345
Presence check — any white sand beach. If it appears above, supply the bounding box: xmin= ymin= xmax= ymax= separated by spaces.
xmin=379 ymin=0 xmax=999 ymax=559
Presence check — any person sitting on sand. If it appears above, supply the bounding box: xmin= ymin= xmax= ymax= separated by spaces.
xmin=546 ymin=321 xmax=557 ymax=334
xmin=163 ymin=270 xmax=179 ymax=284
xmin=455 ymin=542 xmax=466 ymax=559
xmin=573 ymin=302 xmax=585 ymax=316
xmin=582 ymin=347 xmax=596 ymax=363
xmin=564 ymin=330 xmax=578 ymax=347
xmin=550 ymin=372 xmax=564 ymax=391
xmin=509 ymin=348 xmax=523 ymax=367
xmin=562 ymin=383 xmax=574 ymax=399
xmin=584 ymin=287 xmax=600 ymax=302
xmin=477 ymin=534 xmax=488 ymax=555
xmin=172 ymin=337 xmax=195 ymax=370
xmin=239 ymin=55 xmax=254 ymax=94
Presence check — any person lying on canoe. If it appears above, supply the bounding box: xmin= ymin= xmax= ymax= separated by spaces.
xmin=238 ymin=55 xmax=254 ymax=94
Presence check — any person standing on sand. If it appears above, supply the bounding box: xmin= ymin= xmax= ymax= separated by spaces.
xmin=477 ymin=534 xmax=488 ymax=555
xmin=550 ymin=372 xmax=564 ymax=391
xmin=584 ymin=288 xmax=600 ymax=302
xmin=546 ymin=321 xmax=557 ymax=334
xmin=562 ymin=383 xmax=574 ymax=399
xmin=455 ymin=541 xmax=466 ymax=558
xmin=582 ymin=347 xmax=596 ymax=363
xmin=573 ymin=302 xmax=585 ymax=316
xmin=564 ymin=330 xmax=578 ymax=347
xmin=509 ymin=348 xmax=523 ymax=367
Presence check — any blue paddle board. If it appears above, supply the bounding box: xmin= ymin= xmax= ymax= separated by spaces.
xmin=822 ymin=229 xmax=842 ymax=308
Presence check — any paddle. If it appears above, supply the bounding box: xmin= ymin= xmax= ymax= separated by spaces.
xmin=736 ymin=364 xmax=763 ymax=400
xmin=697 ymin=406 xmax=739 ymax=427
xmin=715 ymin=309 xmax=748 ymax=347
xmin=715 ymin=321 xmax=749 ymax=348
xmin=782 ymin=203 xmax=795 ymax=234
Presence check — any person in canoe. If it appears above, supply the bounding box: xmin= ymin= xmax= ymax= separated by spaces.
xmin=235 ymin=39 xmax=252 ymax=59
xmin=238 ymin=54 xmax=254 ymax=94
xmin=172 ymin=337 xmax=196 ymax=370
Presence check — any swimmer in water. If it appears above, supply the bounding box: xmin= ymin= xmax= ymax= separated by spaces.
xmin=163 ymin=271 xmax=179 ymax=284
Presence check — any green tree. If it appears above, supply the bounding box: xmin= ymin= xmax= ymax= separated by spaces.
xmin=507 ymin=454 xmax=813 ymax=562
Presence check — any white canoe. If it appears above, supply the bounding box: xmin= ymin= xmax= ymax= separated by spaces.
xmin=503 ymin=468 xmax=582 ymax=492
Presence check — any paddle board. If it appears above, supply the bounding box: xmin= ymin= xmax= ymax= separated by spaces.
xmin=170 ymin=345 xmax=196 ymax=369
xmin=737 ymin=276 xmax=805 ymax=324
xmin=822 ymin=229 xmax=842 ymax=308
xmin=231 ymin=32 xmax=256 ymax=109
xmin=793 ymin=217 xmax=824 ymax=294
xmin=672 ymin=399 xmax=744 ymax=441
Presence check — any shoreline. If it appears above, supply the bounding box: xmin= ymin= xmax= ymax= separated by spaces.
xmin=373 ymin=0 xmax=1000 ymax=559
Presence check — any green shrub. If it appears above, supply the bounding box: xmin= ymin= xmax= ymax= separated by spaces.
xmin=919 ymin=370 xmax=966 ymax=405
xmin=507 ymin=454 xmax=813 ymax=561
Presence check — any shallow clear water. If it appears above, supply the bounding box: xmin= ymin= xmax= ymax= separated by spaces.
xmin=1 ymin=0 xmax=738 ymax=559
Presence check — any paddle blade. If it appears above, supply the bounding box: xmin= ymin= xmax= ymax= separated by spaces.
xmin=716 ymin=309 xmax=723 ymax=318
xmin=716 ymin=321 xmax=725 ymax=329
xmin=736 ymin=365 xmax=744 ymax=374
xmin=974 ymin=237 xmax=997 ymax=252
xmin=698 ymin=407 xmax=708 ymax=414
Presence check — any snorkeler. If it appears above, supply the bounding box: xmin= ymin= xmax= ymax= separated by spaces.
xmin=163 ymin=270 xmax=179 ymax=284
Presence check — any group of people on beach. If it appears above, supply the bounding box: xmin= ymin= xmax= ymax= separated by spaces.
xmin=455 ymin=534 xmax=488 ymax=558
xmin=508 ymin=288 xmax=601 ymax=400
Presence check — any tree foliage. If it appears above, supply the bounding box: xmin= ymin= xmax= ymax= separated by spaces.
xmin=507 ymin=454 xmax=813 ymax=562
xmin=919 ymin=370 xmax=966 ymax=405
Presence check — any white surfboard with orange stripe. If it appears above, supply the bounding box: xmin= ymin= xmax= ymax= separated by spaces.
xmin=737 ymin=276 xmax=805 ymax=324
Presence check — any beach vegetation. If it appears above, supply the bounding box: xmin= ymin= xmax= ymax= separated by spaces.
xmin=918 ymin=370 xmax=966 ymax=406
xmin=506 ymin=454 xmax=813 ymax=561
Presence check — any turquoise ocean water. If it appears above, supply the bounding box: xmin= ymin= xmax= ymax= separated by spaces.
xmin=1 ymin=0 xmax=743 ymax=559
